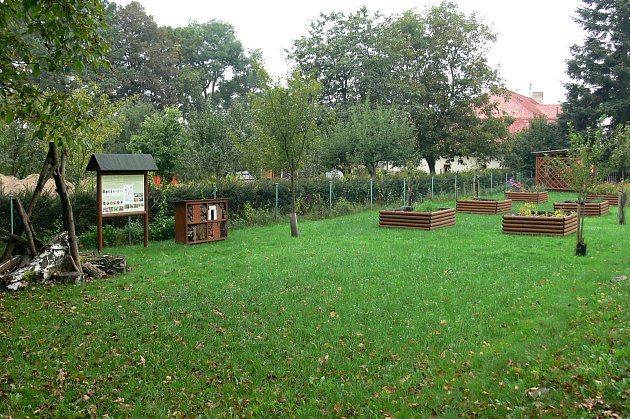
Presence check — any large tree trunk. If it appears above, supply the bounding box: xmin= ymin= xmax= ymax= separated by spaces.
xmin=289 ymin=172 xmax=299 ymax=237
xmin=49 ymin=143 xmax=82 ymax=277
xmin=425 ymin=156 xmax=437 ymax=175
xmin=619 ymin=192 xmax=627 ymax=225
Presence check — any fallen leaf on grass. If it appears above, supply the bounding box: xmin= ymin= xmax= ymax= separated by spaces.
xmin=527 ymin=386 xmax=550 ymax=399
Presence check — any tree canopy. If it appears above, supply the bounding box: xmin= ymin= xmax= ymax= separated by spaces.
xmin=562 ymin=0 xmax=630 ymax=131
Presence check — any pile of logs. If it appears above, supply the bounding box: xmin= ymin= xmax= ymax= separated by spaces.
xmin=1 ymin=231 xmax=126 ymax=291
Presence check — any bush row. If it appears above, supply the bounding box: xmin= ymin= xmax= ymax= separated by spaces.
xmin=0 ymin=169 xmax=512 ymax=242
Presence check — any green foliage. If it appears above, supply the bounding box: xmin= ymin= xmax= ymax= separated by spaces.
xmin=517 ymin=202 xmax=538 ymax=216
xmin=562 ymin=0 xmax=630 ymax=131
xmin=415 ymin=200 xmax=439 ymax=212
xmin=252 ymin=72 xmax=321 ymax=216
xmin=0 ymin=122 xmax=45 ymax=178
xmin=322 ymin=102 xmax=415 ymax=176
xmin=175 ymin=20 xmax=249 ymax=105
xmin=607 ymin=123 xmax=630 ymax=177
xmin=103 ymin=2 xmax=180 ymax=108
xmin=0 ymin=0 xmax=110 ymax=148
xmin=290 ymin=7 xmax=390 ymax=105
xmin=181 ymin=104 xmax=239 ymax=181
xmin=128 ymin=107 xmax=186 ymax=178
xmin=502 ymin=115 xmax=566 ymax=173
xmin=390 ymin=3 xmax=509 ymax=173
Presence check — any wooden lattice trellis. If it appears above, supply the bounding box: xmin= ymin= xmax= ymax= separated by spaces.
xmin=535 ymin=154 xmax=575 ymax=191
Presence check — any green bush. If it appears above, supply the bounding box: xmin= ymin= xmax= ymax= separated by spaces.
xmin=1 ymin=170 xmax=511 ymax=243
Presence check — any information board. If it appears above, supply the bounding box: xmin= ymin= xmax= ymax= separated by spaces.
xmin=100 ymin=174 xmax=145 ymax=215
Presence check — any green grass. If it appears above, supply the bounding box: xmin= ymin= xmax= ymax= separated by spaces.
xmin=1 ymin=192 xmax=628 ymax=417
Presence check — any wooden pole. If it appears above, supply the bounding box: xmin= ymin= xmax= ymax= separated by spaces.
xmin=144 ymin=171 xmax=149 ymax=247
xmin=97 ymin=172 xmax=103 ymax=253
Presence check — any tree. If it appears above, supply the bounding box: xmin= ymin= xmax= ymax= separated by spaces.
xmin=105 ymin=1 xmax=180 ymax=107
xmin=104 ymin=98 xmax=157 ymax=154
xmin=0 ymin=0 xmax=110 ymax=274
xmin=323 ymin=102 xmax=415 ymax=176
xmin=0 ymin=122 xmax=45 ymax=178
xmin=252 ymin=73 xmax=320 ymax=237
xmin=503 ymin=115 xmax=567 ymax=173
xmin=607 ymin=123 xmax=630 ymax=179
xmin=390 ymin=3 xmax=508 ymax=174
xmin=289 ymin=7 xmax=392 ymax=106
xmin=554 ymin=124 xmax=606 ymax=256
xmin=182 ymin=105 xmax=239 ymax=181
xmin=176 ymin=20 xmax=249 ymax=104
xmin=562 ymin=0 xmax=630 ymax=132
xmin=65 ymin=84 xmax=125 ymax=191
xmin=128 ymin=107 xmax=186 ymax=179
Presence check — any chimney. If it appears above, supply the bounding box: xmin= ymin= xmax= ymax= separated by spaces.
xmin=532 ymin=91 xmax=544 ymax=103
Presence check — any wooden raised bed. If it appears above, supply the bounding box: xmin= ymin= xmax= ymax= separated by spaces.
xmin=502 ymin=212 xmax=577 ymax=236
xmin=456 ymin=198 xmax=512 ymax=214
xmin=505 ymin=191 xmax=548 ymax=203
xmin=379 ymin=208 xmax=455 ymax=230
xmin=586 ymin=193 xmax=619 ymax=206
xmin=553 ymin=200 xmax=609 ymax=216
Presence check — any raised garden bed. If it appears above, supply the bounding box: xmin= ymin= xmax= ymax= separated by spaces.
xmin=586 ymin=193 xmax=620 ymax=206
xmin=456 ymin=198 xmax=512 ymax=214
xmin=553 ymin=200 xmax=609 ymax=216
xmin=379 ymin=208 xmax=455 ymax=230
xmin=505 ymin=191 xmax=548 ymax=203
xmin=502 ymin=211 xmax=577 ymax=236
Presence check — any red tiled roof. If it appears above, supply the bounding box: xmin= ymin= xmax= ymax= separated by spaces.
xmin=490 ymin=90 xmax=561 ymax=134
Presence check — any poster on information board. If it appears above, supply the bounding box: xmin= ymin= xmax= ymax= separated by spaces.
xmin=100 ymin=174 xmax=145 ymax=215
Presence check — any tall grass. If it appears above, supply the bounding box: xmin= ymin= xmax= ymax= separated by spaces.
xmin=0 ymin=192 xmax=628 ymax=417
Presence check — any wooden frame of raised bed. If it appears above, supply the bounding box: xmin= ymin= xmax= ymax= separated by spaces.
xmin=505 ymin=191 xmax=548 ymax=203
xmin=379 ymin=208 xmax=456 ymax=230
xmin=502 ymin=212 xmax=577 ymax=236
xmin=553 ymin=200 xmax=609 ymax=216
xmin=586 ymin=193 xmax=619 ymax=206
xmin=456 ymin=198 xmax=512 ymax=214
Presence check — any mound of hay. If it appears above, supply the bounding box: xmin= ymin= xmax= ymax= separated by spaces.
xmin=0 ymin=174 xmax=74 ymax=196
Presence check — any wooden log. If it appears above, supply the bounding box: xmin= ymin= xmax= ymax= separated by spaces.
xmin=1 ymin=232 xmax=72 ymax=291
xmin=81 ymin=262 xmax=107 ymax=280
xmin=81 ymin=255 xmax=127 ymax=276
xmin=0 ymin=256 xmax=21 ymax=275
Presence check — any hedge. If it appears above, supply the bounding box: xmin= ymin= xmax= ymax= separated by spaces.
xmin=0 ymin=169 xmax=512 ymax=241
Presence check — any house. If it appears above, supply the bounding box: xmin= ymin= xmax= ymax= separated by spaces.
xmin=426 ymin=90 xmax=563 ymax=174
xmin=492 ymin=90 xmax=561 ymax=134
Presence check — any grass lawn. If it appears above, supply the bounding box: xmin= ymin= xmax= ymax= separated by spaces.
xmin=1 ymin=192 xmax=628 ymax=417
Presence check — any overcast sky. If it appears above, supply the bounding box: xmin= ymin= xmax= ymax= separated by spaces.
xmin=114 ymin=0 xmax=585 ymax=104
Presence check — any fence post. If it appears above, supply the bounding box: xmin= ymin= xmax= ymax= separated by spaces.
xmin=128 ymin=216 xmax=132 ymax=245
xmin=329 ymin=180 xmax=333 ymax=212
xmin=454 ymin=176 xmax=457 ymax=200
xmin=9 ymin=194 xmax=14 ymax=235
xmin=473 ymin=175 xmax=476 ymax=197
xmin=403 ymin=178 xmax=407 ymax=206
xmin=370 ymin=178 xmax=373 ymax=209
xmin=431 ymin=176 xmax=435 ymax=199
xmin=275 ymin=182 xmax=279 ymax=220
xmin=490 ymin=173 xmax=493 ymax=194
xmin=505 ymin=173 xmax=508 ymax=191
xmin=213 ymin=185 xmax=217 ymax=199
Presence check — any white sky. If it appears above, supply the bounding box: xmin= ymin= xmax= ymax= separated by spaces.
xmin=114 ymin=0 xmax=585 ymax=104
